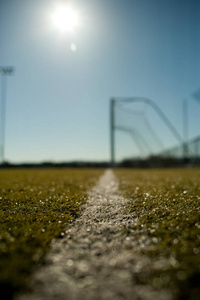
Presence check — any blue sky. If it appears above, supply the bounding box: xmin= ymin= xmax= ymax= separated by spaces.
xmin=0 ymin=0 xmax=200 ymax=163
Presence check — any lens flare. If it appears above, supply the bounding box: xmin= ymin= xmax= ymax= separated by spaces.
xmin=70 ymin=43 xmax=77 ymax=52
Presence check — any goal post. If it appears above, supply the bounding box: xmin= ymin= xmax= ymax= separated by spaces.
xmin=110 ymin=97 xmax=185 ymax=166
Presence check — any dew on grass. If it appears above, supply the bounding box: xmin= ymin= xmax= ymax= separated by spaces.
xmin=66 ymin=259 xmax=74 ymax=267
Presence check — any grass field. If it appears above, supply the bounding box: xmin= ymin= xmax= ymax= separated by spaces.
xmin=115 ymin=168 xmax=200 ymax=299
xmin=0 ymin=168 xmax=103 ymax=300
xmin=1 ymin=167 xmax=200 ymax=300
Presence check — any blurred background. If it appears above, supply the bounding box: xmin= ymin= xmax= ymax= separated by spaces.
xmin=0 ymin=0 xmax=200 ymax=166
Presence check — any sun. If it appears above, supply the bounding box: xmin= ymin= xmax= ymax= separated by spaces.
xmin=52 ymin=4 xmax=79 ymax=33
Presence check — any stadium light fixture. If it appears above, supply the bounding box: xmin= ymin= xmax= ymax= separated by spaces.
xmin=0 ymin=67 xmax=14 ymax=165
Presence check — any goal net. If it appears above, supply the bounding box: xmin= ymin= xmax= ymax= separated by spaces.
xmin=111 ymin=97 xmax=184 ymax=163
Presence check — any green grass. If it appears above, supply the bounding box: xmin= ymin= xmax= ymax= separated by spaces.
xmin=115 ymin=168 xmax=200 ymax=299
xmin=0 ymin=168 xmax=103 ymax=300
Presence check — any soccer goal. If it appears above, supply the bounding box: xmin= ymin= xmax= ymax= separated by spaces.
xmin=110 ymin=97 xmax=185 ymax=166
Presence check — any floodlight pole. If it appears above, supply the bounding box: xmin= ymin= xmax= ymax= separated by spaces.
xmin=0 ymin=67 xmax=14 ymax=165
xmin=110 ymin=98 xmax=115 ymax=167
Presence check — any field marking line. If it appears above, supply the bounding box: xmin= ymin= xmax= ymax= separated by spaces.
xmin=16 ymin=169 xmax=172 ymax=300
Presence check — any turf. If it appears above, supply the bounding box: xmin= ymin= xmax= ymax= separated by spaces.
xmin=115 ymin=168 xmax=200 ymax=299
xmin=0 ymin=168 xmax=103 ymax=299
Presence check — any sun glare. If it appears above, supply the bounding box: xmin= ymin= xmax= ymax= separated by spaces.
xmin=52 ymin=4 xmax=79 ymax=33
